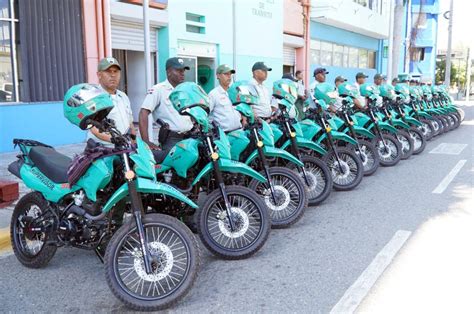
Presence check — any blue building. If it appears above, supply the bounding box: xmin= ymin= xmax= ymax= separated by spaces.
xmin=406 ymin=0 xmax=439 ymax=80
xmin=380 ymin=0 xmax=440 ymax=81
xmin=309 ymin=0 xmax=390 ymax=85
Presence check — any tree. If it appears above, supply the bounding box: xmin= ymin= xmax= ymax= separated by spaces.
xmin=436 ymin=59 xmax=464 ymax=86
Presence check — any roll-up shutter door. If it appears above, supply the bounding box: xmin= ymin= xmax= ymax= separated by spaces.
xmin=111 ymin=20 xmax=157 ymax=52
xmin=283 ymin=45 xmax=296 ymax=66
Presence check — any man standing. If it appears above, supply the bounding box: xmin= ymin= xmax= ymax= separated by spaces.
xmin=373 ymin=73 xmax=384 ymax=86
xmin=250 ymin=61 xmax=274 ymax=119
xmin=309 ymin=67 xmax=328 ymax=96
xmin=87 ymin=57 xmax=135 ymax=146
xmin=295 ymin=70 xmax=306 ymax=120
xmin=208 ymin=64 xmax=243 ymax=132
xmin=139 ymin=57 xmax=192 ymax=151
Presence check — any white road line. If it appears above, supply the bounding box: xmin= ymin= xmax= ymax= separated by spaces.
xmin=432 ymin=160 xmax=467 ymax=194
xmin=330 ymin=230 xmax=412 ymax=314
xmin=429 ymin=143 xmax=467 ymax=155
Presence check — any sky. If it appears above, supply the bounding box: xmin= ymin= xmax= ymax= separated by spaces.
xmin=437 ymin=0 xmax=474 ymax=52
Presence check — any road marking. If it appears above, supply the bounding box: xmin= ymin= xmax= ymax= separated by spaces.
xmin=429 ymin=143 xmax=467 ymax=155
xmin=432 ymin=160 xmax=467 ymax=194
xmin=330 ymin=230 xmax=412 ymax=314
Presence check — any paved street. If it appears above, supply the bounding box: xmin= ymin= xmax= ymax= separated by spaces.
xmin=0 ymin=102 xmax=472 ymax=313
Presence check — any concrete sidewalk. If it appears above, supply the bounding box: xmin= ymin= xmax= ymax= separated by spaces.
xmin=0 ymin=142 xmax=86 ymax=252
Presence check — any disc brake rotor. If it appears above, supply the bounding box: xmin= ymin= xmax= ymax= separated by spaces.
xmin=133 ymin=241 xmax=174 ymax=281
xmin=263 ymin=185 xmax=291 ymax=211
xmin=217 ymin=207 xmax=250 ymax=238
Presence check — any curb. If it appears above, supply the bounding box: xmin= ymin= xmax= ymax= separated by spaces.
xmin=0 ymin=227 xmax=11 ymax=252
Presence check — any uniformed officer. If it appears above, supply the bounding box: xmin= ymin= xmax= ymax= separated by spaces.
xmin=139 ymin=57 xmax=193 ymax=151
xmin=87 ymin=57 xmax=136 ymax=146
xmin=309 ymin=67 xmax=328 ymax=96
xmin=208 ymin=64 xmax=244 ymax=132
xmin=250 ymin=61 xmax=275 ymax=119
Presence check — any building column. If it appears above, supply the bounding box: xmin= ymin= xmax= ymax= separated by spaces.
xmin=82 ymin=0 xmax=112 ymax=84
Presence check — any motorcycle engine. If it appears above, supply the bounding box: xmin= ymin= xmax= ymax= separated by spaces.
xmin=58 ymin=213 xmax=99 ymax=244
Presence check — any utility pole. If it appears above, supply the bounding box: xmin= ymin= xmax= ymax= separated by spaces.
xmin=466 ymin=47 xmax=471 ymax=101
xmin=392 ymin=0 xmax=405 ymax=78
xmin=444 ymin=0 xmax=454 ymax=86
xmin=387 ymin=0 xmax=394 ymax=79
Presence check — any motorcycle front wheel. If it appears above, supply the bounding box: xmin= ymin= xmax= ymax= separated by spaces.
xmin=197 ymin=186 xmax=271 ymax=260
xmin=105 ymin=213 xmax=200 ymax=311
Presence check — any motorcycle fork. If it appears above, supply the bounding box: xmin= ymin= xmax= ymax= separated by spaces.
xmin=344 ymin=113 xmax=363 ymax=155
xmin=320 ymin=116 xmax=344 ymax=173
xmin=284 ymin=121 xmax=311 ymax=186
xmin=252 ymin=128 xmax=277 ymax=204
xmin=369 ymin=110 xmax=390 ymax=151
xmin=122 ymin=153 xmax=153 ymax=275
xmin=206 ymin=136 xmax=237 ymax=232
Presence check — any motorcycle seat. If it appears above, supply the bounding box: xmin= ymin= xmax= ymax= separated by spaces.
xmin=29 ymin=146 xmax=72 ymax=183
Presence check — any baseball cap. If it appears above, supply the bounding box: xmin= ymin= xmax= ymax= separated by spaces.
xmin=335 ymin=75 xmax=347 ymax=83
xmin=314 ymin=67 xmax=328 ymax=76
xmin=282 ymin=73 xmax=297 ymax=82
xmin=216 ymin=64 xmax=235 ymax=74
xmin=98 ymin=57 xmax=121 ymax=71
xmin=356 ymin=72 xmax=368 ymax=79
xmin=166 ymin=57 xmax=190 ymax=70
xmin=252 ymin=61 xmax=272 ymax=72
xmin=374 ymin=73 xmax=385 ymax=80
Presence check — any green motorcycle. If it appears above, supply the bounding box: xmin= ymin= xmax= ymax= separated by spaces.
xmin=269 ymin=79 xmax=333 ymax=206
xmin=225 ymin=81 xmax=308 ymax=228
xmin=379 ymin=84 xmax=427 ymax=155
xmin=302 ymin=83 xmax=364 ymax=191
xmin=332 ymin=83 xmax=380 ymax=176
xmin=150 ymin=82 xmax=271 ymax=260
xmin=351 ymin=85 xmax=403 ymax=167
xmin=368 ymin=84 xmax=414 ymax=160
xmin=8 ymin=84 xmax=200 ymax=311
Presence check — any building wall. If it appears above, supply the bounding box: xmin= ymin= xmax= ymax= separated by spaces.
xmin=309 ymin=21 xmax=381 ymax=85
xmin=0 ymin=102 xmax=85 ymax=152
xmin=165 ymin=0 xmax=284 ymax=88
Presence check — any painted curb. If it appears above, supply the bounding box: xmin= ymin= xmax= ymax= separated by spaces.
xmin=0 ymin=228 xmax=11 ymax=252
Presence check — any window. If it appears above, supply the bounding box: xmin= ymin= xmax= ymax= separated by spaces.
xmin=411 ymin=48 xmax=425 ymax=62
xmin=310 ymin=40 xmax=321 ymax=65
xmin=186 ymin=12 xmax=205 ymax=34
xmin=310 ymin=39 xmax=377 ymax=69
xmin=333 ymin=44 xmax=344 ymax=67
xmin=320 ymin=41 xmax=333 ymax=66
xmin=358 ymin=49 xmax=368 ymax=68
xmin=0 ymin=0 xmax=18 ymax=102
xmin=368 ymin=51 xmax=376 ymax=68
xmin=349 ymin=47 xmax=359 ymax=68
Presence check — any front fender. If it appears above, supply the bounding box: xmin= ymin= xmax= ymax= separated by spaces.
xmin=404 ymin=116 xmax=422 ymax=127
xmin=351 ymin=125 xmax=375 ymax=139
xmin=263 ymin=146 xmax=303 ymax=166
xmin=391 ymin=118 xmax=411 ymax=129
xmin=378 ymin=121 xmax=399 ymax=134
xmin=218 ymin=158 xmax=266 ymax=182
xmin=191 ymin=159 xmax=267 ymax=185
xmin=281 ymin=137 xmax=327 ymax=155
xmin=102 ymin=178 xmax=198 ymax=213
xmin=330 ymin=130 xmax=358 ymax=145
xmin=417 ymin=110 xmax=432 ymax=119
xmin=191 ymin=162 xmax=214 ymax=186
